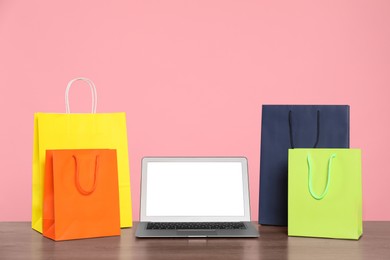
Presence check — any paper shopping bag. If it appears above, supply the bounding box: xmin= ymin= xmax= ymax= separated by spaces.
xmin=259 ymin=105 xmax=349 ymax=225
xmin=288 ymin=149 xmax=362 ymax=240
xmin=32 ymin=78 xmax=132 ymax=233
xmin=43 ymin=149 xmax=120 ymax=241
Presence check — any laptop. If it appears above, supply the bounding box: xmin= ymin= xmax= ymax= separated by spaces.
xmin=135 ymin=157 xmax=259 ymax=238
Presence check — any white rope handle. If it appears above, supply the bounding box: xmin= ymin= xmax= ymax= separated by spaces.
xmin=65 ymin=77 xmax=98 ymax=113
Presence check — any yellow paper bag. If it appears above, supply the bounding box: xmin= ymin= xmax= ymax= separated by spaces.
xmin=32 ymin=78 xmax=132 ymax=232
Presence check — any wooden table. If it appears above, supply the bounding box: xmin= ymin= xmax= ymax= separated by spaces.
xmin=1 ymin=222 xmax=389 ymax=259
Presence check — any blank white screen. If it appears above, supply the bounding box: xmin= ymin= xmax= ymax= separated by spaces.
xmin=146 ymin=162 xmax=245 ymax=217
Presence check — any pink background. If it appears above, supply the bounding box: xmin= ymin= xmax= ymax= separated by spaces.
xmin=1 ymin=1 xmax=389 ymax=221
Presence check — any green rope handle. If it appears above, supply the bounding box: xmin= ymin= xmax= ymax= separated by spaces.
xmin=307 ymin=153 xmax=337 ymax=200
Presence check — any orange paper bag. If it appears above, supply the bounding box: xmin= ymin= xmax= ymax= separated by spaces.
xmin=43 ymin=149 xmax=121 ymax=241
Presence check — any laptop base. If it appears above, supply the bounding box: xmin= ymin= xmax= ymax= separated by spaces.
xmin=136 ymin=222 xmax=259 ymax=238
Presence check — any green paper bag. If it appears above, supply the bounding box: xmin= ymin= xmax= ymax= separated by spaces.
xmin=288 ymin=149 xmax=362 ymax=240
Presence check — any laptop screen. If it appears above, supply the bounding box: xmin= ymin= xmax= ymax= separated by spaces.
xmin=143 ymin=160 xmax=248 ymax=220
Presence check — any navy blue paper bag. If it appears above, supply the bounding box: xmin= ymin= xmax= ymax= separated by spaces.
xmin=259 ymin=105 xmax=350 ymax=226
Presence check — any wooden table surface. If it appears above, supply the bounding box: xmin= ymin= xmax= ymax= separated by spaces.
xmin=1 ymin=222 xmax=389 ymax=260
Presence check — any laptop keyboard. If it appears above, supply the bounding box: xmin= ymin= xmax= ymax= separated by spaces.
xmin=146 ymin=222 xmax=246 ymax=230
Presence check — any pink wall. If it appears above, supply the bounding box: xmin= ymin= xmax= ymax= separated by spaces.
xmin=1 ymin=1 xmax=389 ymax=221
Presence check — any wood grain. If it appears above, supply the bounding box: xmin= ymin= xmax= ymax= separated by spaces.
xmin=1 ymin=222 xmax=389 ymax=259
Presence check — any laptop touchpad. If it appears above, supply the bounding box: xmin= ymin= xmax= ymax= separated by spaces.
xmin=176 ymin=231 xmax=217 ymax=236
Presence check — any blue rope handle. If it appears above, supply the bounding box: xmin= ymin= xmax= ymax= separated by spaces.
xmin=289 ymin=110 xmax=320 ymax=149
xmin=307 ymin=153 xmax=337 ymax=200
